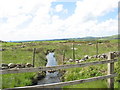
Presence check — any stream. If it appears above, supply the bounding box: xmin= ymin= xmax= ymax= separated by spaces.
xmin=37 ymin=52 xmax=61 ymax=85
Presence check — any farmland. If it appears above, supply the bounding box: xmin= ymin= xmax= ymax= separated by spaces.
xmin=1 ymin=35 xmax=119 ymax=89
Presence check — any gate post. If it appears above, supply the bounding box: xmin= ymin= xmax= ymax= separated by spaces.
xmin=107 ymin=52 xmax=114 ymax=88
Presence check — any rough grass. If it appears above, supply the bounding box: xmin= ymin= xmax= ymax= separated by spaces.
xmin=2 ymin=73 xmax=36 ymax=89
xmin=2 ymin=42 xmax=22 ymax=47
xmin=62 ymin=41 xmax=118 ymax=88
xmin=1 ymin=40 xmax=119 ymax=89
xmin=63 ymin=80 xmax=108 ymax=88
xmin=62 ymin=62 xmax=118 ymax=88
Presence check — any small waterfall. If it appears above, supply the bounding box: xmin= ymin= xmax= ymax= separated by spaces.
xmin=46 ymin=52 xmax=58 ymax=77
xmin=37 ymin=52 xmax=60 ymax=85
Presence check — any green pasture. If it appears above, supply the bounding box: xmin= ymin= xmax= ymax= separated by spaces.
xmin=1 ymin=39 xmax=119 ymax=89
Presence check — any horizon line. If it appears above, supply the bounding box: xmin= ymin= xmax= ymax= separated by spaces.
xmin=2 ymin=34 xmax=119 ymax=42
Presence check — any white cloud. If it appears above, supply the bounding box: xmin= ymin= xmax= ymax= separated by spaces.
xmin=60 ymin=0 xmax=118 ymax=37
xmin=55 ymin=4 xmax=64 ymax=12
xmin=0 ymin=0 xmax=118 ymax=41
xmin=0 ymin=0 xmax=54 ymax=17
xmin=75 ymin=0 xmax=118 ymax=17
xmin=92 ymin=19 xmax=118 ymax=36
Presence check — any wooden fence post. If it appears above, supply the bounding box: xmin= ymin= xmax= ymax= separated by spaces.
xmin=32 ymin=48 xmax=36 ymax=67
xmin=107 ymin=52 xmax=114 ymax=88
xmin=72 ymin=42 xmax=75 ymax=62
xmin=96 ymin=41 xmax=98 ymax=55
xmin=63 ymin=50 xmax=65 ymax=65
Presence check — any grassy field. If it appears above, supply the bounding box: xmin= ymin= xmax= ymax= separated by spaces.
xmin=1 ymin=39 xmax=119 ymax=89
xmin=63 ymin=61 xmax=119 ymax=88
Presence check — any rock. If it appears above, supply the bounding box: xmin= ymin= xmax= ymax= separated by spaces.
xmin=1 ymin=67 xmax=9 ymax=69
xmin=26 ymin=63 xmax=33 ymax=67
xmin=84 ymin=55 xmax=89 ymax=59
xmin=88 ymin=43 xmax=92 ymax=45
xmin=100 ymin=55 xmax=104 ymax=59
xmin=1 ymin=63 xmax=8 ymax=67
xmin=8 ymin=63 xmax=16 ymax=68
xmin=113 ymin=51 xmax=120 ymax=57
xmin=88 ymin=56 xmax=94 ymax=59
xmin=79 ymin=60 xmax=84 ymax=62
xmin=75 ymin=59 xmax=79 ymax=61
xmin=21 ymin=64 xmax=26 ymax=68
xmin=16 ymin=64 xmax=22 ymax=68
xmin=1 ymin=63 xmax=9 ymax=69
xmin=93 ymin=55 xmax=97 ymax=58
xmin=97 ymin=54 xmax=101 ymax=58
xmin=79 ymin=58 xmax=86 ymax=62
xmin=48 ymin=70 xmax=56 ymax=73
xmin=69 ymin=59 xmax=73 ymax=62
xmin=102 ymin=54 xmax=107 ymax=59
xmin=75 ymin=60 xmax=80 ymax=63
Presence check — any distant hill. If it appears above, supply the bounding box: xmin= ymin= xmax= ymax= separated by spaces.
xmin=69 ymin=37 xmax=99 ymax=41
xmin=98 ymin=34 xmax=120 ymax=40
xmin=68 ymin=34 xmax=119 ymax=41
xmin=4 ymin=34 xmax=119 ymax=42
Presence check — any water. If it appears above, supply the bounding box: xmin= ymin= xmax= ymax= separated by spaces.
xmin=37 ymin=52 xmax=61 ymax=85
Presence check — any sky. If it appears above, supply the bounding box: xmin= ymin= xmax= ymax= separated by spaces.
xmin=0 ymin=0 xmax=119 ymax=41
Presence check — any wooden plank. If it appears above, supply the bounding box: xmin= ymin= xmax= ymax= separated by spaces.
xmin=4 ymin=74 xmax=117 ymax=90
xmin=107 ymin=52 xmax=114 ymax=88
xmin=1 ymin=59 xmax=118 ymax=74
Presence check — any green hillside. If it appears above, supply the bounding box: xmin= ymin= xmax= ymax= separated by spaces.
xmin=69 ymin=34 xmax=119 ymax=42
xmin=99 ymin=34 xmax=119 ymax=40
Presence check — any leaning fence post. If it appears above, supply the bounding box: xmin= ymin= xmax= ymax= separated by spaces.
xmin=32 ymin=48 xmax=36 ymax=67
xmin=107 ymin=52 xmax=114 ymax=88
xmin=96 ymin=41 xmax=98 ymax=56
xmin=63 ymin=50 xmax=65 ymax=65
xmin=72 ymin=41 xmax=75 ymax=62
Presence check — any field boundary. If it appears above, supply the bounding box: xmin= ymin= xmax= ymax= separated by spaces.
xmin=1 ymin=59 xmax=117 ymax=74
xmin=1 ymin=52 xmax=118 ymax=89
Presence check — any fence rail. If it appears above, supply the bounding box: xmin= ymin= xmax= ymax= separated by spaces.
xmin=1 ymin=52 xmax=118 ymax=89
xmin=1 ymin=59 xmax=117 ymax=74
xmin=4 ymin=74 xmax=117 ymax=90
